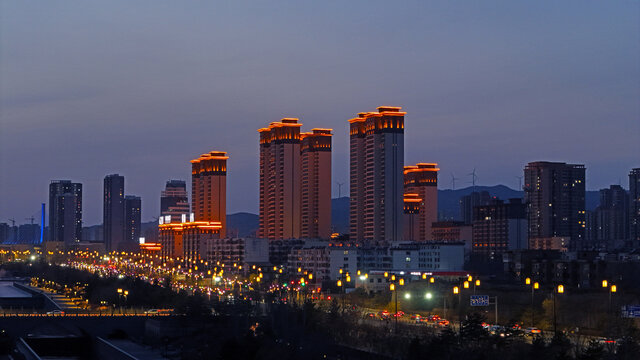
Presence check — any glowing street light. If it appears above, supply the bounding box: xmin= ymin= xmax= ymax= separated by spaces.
xmin=453 ymin=286 xmax=459 ymax=294
xmin=525 ymin=277 xmax=531 ymax=285
xmin=602 ymin=280 xmax=608 ymax=288
xmin=404 ymin=293 xmax=411 ymax=299
xmin=425 ymin=292 xmax=433 ymax=300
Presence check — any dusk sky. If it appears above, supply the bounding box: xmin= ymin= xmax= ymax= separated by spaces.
xmin=1 ymin=1 xmax=638 ymax=226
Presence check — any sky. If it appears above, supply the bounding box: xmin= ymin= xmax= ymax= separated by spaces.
xmin=1 ymin=1 xmax=639 ymax=226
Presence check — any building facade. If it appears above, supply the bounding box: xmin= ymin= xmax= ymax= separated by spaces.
xmin=300 ymin=129 xmax=332 ymax=239
xmin=460 ymin=191 xmax=491 ymax=225
xmin=524 ymin=161 xmax=586 ymax=251
xmin=472 ymin=198 xmax=527 ymax=259
xmin=259 ymin=119 xmax=302 ymax=240
xmin=630 ymin=168 xmax=640 ymax=248
xmin=49 ymin=180 xmax=82 ymax=245
xmin=191 ymin=151 xmax=228 ymax=237
xmin=593 ymin=185 xmax=629 ymax=250
xmin=124 ymin=196 xmax=141 ymax=245
xmin=160 ymin=180 xmax=190 ymax=222
xmin=259 ymin=119 xmax=332 ymax=240
xmin=349 ymin=106 xmax=405 ymax=244
xmin=403 ymin=163 xmax=438 ymax=241
xmin=103 ymin=174 xmax=125 ymax=252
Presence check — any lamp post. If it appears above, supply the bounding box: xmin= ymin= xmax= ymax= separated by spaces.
xmin=553 ymin=284 xmax=564 ymax=335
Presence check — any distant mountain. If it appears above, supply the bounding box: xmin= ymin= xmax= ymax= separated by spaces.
xmin=227 ymin=212 xmax=259 ymax=237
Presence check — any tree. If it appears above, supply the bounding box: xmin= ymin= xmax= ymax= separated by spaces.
xmin=460 ymin=312 xmax=489 ymax=344
xmin=579 ymin=339 xmax=605 ymax=360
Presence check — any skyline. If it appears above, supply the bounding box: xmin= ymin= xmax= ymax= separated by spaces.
xmin=1 ymin=1 xmax=639 ymax=225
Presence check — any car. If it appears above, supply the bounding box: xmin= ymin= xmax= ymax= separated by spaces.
xmin=144 ymin=309 xmax=159 ymax=314
xmin=427 ymin=315 xmax=441 ymax=322
xmin=524 ymin=327 xmax=542 ymax=335
xmin=437 ymin=319 xmax=450 ymax=327
xmin=378 ymin=310 xmax=390 ymax=319
xmin=392 ymin=311 xmax=405 ymax=318
xmin=46 ymin=310 xmax=64 ymax=315
xmin=410 ymin=314 xmax=421 ymax=320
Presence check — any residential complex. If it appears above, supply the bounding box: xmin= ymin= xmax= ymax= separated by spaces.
xmin=349 ymin=106 xmax=405 ymax=244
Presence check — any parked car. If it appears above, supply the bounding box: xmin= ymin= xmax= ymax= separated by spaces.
xmin=46 ymin=310 xmax=64 ymax=315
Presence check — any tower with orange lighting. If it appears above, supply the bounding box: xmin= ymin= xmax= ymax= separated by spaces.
xmin=259 ymin=119 xmax=302 ymax=239
xmin=349 ymin=106 xmax=405 ymax=243
xmin=300 ymin=129 xmax=332 ymax=239
xmin=259 ymin=119 xmax=332 ymax=240
xmin=191 ymin=151 xmax=228 ymax=237
xmin=403 ymin=163 xmax=439 ymax=241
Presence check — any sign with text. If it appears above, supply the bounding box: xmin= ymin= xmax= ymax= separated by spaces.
xmin=621 ymin=305 xmax=640 ymax=318
xmin=470 ymin=295 xmax=490 ymax=306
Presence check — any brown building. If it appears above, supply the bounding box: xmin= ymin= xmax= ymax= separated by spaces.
xmin=191 ymin=151 xmax=228 ymax=237
xmin=349 ymin=106 xmax=405 ymax=244
xmin=300 ymin=129 xmax=332 ymax=239
xmin=431 ymin=221 xmax=473 ymax=252
xmin=403 ymin=163 xmax=438 ymax=241
xmin=158 ymin=221 xmax=222 ymax=263
xmin=258 ymin=119 xmax=332 ymax=240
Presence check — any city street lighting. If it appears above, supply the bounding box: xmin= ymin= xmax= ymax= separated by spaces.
xmin=602 ymin=280 xmax=608 ymax=288
xmin=425 ymin=292 xmax=432 ymax=300
xmin=525 ymin=277 xmax=531 ymax=285
xmin=404 ymin=293 xmax=411 ymax=299
xmin=453 ymin=286 xmax=459 ymax=294
xmin=463 ymin=281 xmax=469 ymax=289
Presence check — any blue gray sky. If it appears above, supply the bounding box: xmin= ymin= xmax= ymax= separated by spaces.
xmin=1 ymin=1 xmax=639 ymax=226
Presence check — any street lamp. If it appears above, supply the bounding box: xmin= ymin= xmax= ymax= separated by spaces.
xmin=553 ymin=284 xmax=564 ymax=334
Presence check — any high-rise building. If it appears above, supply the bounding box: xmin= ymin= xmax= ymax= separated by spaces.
xmin=349 ymin=106 xmax=405 ymax=244
xmin=258 ymin=119 xmax=333 ymax=240
xmin=49 ymin=180 xmax=82 ymax=245
xmin=300 ymin=129 xmax=332 ymax=239
xmin=191 ymin=151 xmax=228 ymax=237
xmin=459 ymin=191 xmax=491 ymax=225
xmin=103 ymin=174 xmax=125 ymax=252
xmin=472 ymin=198 xmax=527 ymax=259
xmin=593 ymin=185 xmax=629 ymax=250
xmin=160 ymin=180 xmax=190 ymax=222
xmin=403 ymin=163 xmax=438 ymax=241
xmin=259 ymin=119 xmax=302 ymax=240
xmin=124 ymin=196 xmax=141 ymax=245
xmin=524 ymin=161 xmax=586 ymax=251
xmin=630 ymin=168 xmax=640 ymax=247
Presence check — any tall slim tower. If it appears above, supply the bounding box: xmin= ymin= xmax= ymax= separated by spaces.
xmin=403 ymin=163 xmax=439 ymax=241
xmin=524 ymin=161 xmax=586 ymax=250
xmin=349 ymin=106 xmax=405 ymax=244
xmin=300 ymin=129 xmax=332 ymax=239
xmin=160 ymin=180 xmax=190 ymax=222
xmin=630 ymin=168 xmax=640 ymax=247
xmin=124 ymin=195 xmax=141 ymax=244
xmin=258 ymin=119 xmax=302 ymax=240
xmin=191 ymin=151 xmax=228 ymax=237
xmin=104 ymin=174 xmax=125 ymax=252
xmin=49 ymin=180 xmax=82 ymax=245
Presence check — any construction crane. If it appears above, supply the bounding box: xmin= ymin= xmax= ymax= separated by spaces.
xmin=25 ymin=216 xmax=35 ymax=225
